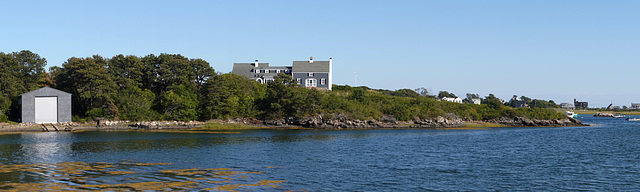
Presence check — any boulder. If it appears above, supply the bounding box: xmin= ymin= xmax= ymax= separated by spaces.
xmin=593 ymin=113 xmax=614 ymax=117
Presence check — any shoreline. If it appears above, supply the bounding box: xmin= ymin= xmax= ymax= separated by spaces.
xmin=0 ymin=116 xmax=588 ymax=133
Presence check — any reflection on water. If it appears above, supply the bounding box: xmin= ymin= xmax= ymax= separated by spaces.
xmin=0 ymin=161 xmax=284 ymax=191
xmin=19 ymin=133 xmax=72 ymax=164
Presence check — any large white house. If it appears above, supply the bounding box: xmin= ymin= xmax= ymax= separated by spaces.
xmin=232 ymin=57 xmax=332 ymax=90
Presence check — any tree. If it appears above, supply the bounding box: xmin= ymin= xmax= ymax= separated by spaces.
xmin=464 ymin=93 xmax=480 ymax=103
xmin=141 ymin=54 xmax=215 ymax=94
xmin=482 ymin=94 xmax=504 ymax=109
xmin=108 ymin=54 xmax=146 ymax=88
xmin=519 ymin=96 xmax=532 ymax=104
xmin=54 ymin=56 xmax=117 ymax=117
xmin=190 ymin=58 xmax=216 ymax=88
xmin=0 ymin=50 xmax=47 ymax=121
xmin=438 ymin=91 xmax=457 ymax=98
xmin=392 ymin=89 xmax=419 ymax=97
xmin=414 ymin=87 xmax=432 ymax=97
xmin=115 ymin=86 xmax=157 ymax=121
xmin=466 ymin=93 xmax=480 ymax=99
xmin=261 ymin=73 xmax=301 ymax=118
xmin=13 ymin=50 xmax=47 ymax=91
xmin=529 ymin=99 xmax=559 ymax=108
xmin=200 ymin=73 xmax=263 ymax=120
xmin=158 ymin=84 xmax=199 ymax=121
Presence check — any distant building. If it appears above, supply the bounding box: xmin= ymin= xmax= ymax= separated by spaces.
xmin=442 ymin=97 xmax=463 ymax=103
xmin=631 ymin=103 xmax=640 ymax=110
xmin=513 ymin=101 xmax=528 ymax=108
xmin=19 ymin=87 xmax=72 ymax=123
xmin=560 ymin=103 xmax=575 ymax=110
xmin=469 ymin=98 xmax=481 ymax=105
xmin=510 ymin=96 xmax=529 ymax=108
xmin=574 ymin=99 xmax=588 ymax=109
xmin=232 ymin=57 xmax=332 ymax=90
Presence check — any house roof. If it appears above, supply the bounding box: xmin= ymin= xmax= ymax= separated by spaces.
xmin=232 ymin=63 xmax=293 ymax=79
xmin=20 ymin=87 xmax=71 ymax=96
xmin=232 ymin=63 xmax=262 ymax=78
xmin=292 ymin=61 xmax=330 ymax=73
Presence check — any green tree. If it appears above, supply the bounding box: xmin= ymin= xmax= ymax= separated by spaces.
xmin=261 ymin=73 xmax=301 ymax=118
xmin=0 ymin=51 xmax=47 ymax=121
xmin=190 ymin=58 xmax=216 ymax=88
xmin=115 ymin=86 xmax=157 ymax=121
xmin=438 ymin=91 xmax=457 ymax=98
xmin=158 ymin=84 xmax=199 ymax=121
xmin=54 ymin=56 xmax=117 ymax=117
xmin=414 ymin=87 xmax=432 ymax=97
xmin=142 ymin=54 xmax=215 ymax=94
xmin=391 ymin=89 xmax=420 ymax=97
xmin=519 ymin=96 xmax=532 ymax=104
xmin=108 ymin=54 xmax=146 ymax=88
xmin=13 ymin=50 xmax=47 ymax=91
xmin=200 ymin=73 xmax=263 ymax=120
xmin=482 ymin=94 xmax=504 ymax=110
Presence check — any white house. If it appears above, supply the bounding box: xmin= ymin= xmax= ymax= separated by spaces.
xmin=442 ymin=97 xmax=463 ymax=103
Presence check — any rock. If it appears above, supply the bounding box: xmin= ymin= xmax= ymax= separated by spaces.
xmin=436 ymin=116 xmax=445 ymax=123
xmin=593 ymin=113 xmax=614 ymax=117
xmin=380 ymin=116 xmax=397 ymax=123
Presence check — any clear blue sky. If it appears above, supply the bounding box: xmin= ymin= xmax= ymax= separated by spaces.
xmin=2 ymin=0 xmax=638 ymax=107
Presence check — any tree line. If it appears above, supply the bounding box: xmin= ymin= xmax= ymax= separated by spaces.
xmin=1 ymin=50 xmax=566 ymax=122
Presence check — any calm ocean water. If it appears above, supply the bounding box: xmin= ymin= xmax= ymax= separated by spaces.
xmin=1 ymin=115 xmax=639 ymax=191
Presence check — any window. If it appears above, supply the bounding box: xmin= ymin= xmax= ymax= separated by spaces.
xmin=285 ymin=69 xmax=290 ymax=73
xmin=276 ymin=69 xmax=281 ymax=73
xmin=305 ymin=78 xmax=317 ymax=87
xmin=254 ymin=69 xmax=259 ymax=73
xmin=265 ymin=69 xmax=269 ymax=73
xmin=256 ymin=79 xmax=263 ymax=84
xmin=296 ymin=78 xmax=301 ymax=85
xmin=321 ymin=78 xmax=326 ymax=85
xmin=308 ymin=73 xmax=314 ymax=77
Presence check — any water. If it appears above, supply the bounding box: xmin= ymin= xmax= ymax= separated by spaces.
xmin=1 ymin=115 xmax=640 ymax=191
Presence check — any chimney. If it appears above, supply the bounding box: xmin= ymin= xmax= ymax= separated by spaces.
xmin=254 ymin=60 xmax=259 ymax=67
xmin=309 ymin=56 xmax=313 ymax=64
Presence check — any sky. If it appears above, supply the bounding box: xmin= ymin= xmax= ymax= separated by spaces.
xmin=1 ymin=0 xmax=639 ymax=107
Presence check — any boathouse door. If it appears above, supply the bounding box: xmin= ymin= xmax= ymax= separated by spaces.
xmin=35 ymin=97 xmax=58 ymax=123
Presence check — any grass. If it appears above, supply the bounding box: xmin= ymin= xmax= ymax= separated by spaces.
xmin=463 ymin=122 xmax=508 ymax=128
xmin=195 ymin=122 xmax=261 ymax=131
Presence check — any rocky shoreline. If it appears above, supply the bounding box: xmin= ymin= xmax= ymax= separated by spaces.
xmin=0 ymin=114 xmax=586 ymax=133
xmin=255 ymin=114 xmax=585 ymax=129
